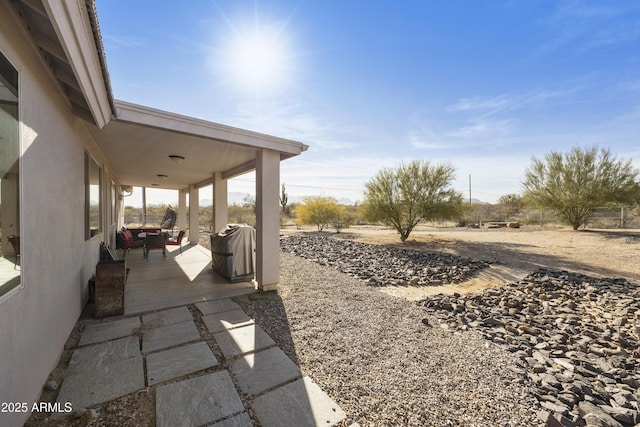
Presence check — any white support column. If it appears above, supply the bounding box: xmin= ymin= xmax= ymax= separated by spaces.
xmin=255 ymin=149 xmax=280 ymax=291
xmin=178 ymin=188 xmax=187 ymax=232
xmin=213 ymin=172 xmax=228 ymax=233
xmin=188 ymin=185 xmax=199 ymax=244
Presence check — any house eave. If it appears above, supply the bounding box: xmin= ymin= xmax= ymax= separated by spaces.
xmin=114 ymin=100 xmax=308 ymax=156
xmin=42 ymin=0 xmax=113 ymax=128
xmin=10 ymin=0 xmax=115 ymax=128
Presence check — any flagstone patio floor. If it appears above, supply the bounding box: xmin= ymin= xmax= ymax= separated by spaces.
xmin=55 ymin=298 xmax=346 ymax=426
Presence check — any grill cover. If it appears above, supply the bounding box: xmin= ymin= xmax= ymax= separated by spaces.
xmin=210 ymin=224 xmax=256 ymax=282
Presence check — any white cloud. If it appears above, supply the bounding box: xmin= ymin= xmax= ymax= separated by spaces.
xmin=535 ymin=1 xmax=640 ymax=56
xmin=232 ymin=101 xmax=356 ymax=151
xmin=447 ymin=96 xmax=511 ymax=113
xmin=446 ymin=119 xmax=515 ymax=140
xmin=103 ymin=34 xmax=145 ymax=49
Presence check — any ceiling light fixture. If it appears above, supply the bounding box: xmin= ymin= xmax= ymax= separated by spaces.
xmin=157 ymin=174 xmax=168 ymax=179
xmin=169 ymin=155 xmax=185 ymax=164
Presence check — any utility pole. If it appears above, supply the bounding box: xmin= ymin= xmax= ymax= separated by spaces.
xmin=468 ymin=174 xmax=472 ymax=204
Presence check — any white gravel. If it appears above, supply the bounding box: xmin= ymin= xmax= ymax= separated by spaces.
xmin=236 ymin=252 xmax=544 ymax=426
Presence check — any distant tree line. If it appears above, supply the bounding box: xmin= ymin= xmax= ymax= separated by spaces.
xmin=125 ymin=146 xmax=640 ymax=240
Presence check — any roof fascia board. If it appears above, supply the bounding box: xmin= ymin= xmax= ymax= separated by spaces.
xmin=42 ymin=0 xmax=112 ymax=128
xmin=114 ymin=100 xmax=308 ymax=156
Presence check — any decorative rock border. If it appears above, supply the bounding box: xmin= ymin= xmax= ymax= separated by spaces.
xmin=420 ymin=269 xmax=640 ymax=427
xmin=280 ymin=234 xmax=489 ymax=286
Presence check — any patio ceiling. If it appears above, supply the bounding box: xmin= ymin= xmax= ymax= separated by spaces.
xmin=89 ymin=100 xmax=308 ymax=190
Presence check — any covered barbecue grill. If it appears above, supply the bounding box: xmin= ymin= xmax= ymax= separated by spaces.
xmin=210 ymin=224 xmax=256 ymax=282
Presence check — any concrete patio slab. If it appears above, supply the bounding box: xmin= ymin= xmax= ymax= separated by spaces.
xmin=125 ymin=282 xmax=255 ymax=315
xmin=67 ymin=335 xmax=139 ymax=374
xmin=213 ymin=323 xmax=275 ymax=358
xmin=196 ymin=298 xmax=242 ymax=316
xmin=56 ymin=354 xmax=144 ymax=410
xmin=146 ymin=341 xmax=218 ymax=386
xmin=250 ymin=376 xmax=346 ymax=427
xmin=231 ymin=347 xmax=301 ymax=396
xmin=210 ymin=412 xmax=253 ymax=427
xmin=142 ymin=320 xmax=200 ymax=354
xmin=142 ymin=306 xmax=192 ymax=328
xmin=123 ymin=244 xmax=255 ymax=315
xmin=202 ymin=309 xmax=254 ymax=334
xmin=78 ymin=316 xmax=141 ymax=346
xmin=155 ymin=371 xmax=244 ymax=427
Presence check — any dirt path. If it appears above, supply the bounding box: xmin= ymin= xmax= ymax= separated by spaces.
xmin=282 ymin=224 xmax=640 ymax=300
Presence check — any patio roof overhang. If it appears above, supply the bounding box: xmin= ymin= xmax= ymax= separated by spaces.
xmin=88 ymin=100 xmax=308 ymax=190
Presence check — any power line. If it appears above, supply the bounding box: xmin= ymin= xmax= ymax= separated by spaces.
xmin=229 ymin=178 xmax=364 ymax=192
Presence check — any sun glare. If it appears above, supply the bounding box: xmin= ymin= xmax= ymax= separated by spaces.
xmin=222 ymin=24 xmax=293 ymax=94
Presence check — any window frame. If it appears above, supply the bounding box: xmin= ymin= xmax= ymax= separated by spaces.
xmin=0 ymin=49 xmax=22 ymax=301
xmin=85 ymin=152 xmax=102 ymax=240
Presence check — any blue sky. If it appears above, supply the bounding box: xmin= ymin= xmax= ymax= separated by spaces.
xmin=96 ymin=0 xmax=640 ymax=204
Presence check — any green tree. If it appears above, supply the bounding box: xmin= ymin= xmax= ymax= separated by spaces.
xmin=498 ymin=193 xmax=524 ymax=210
xmin=331 ymin=204 xmax=356 ymax=233
xmin=497 ymin=193 xmax=524 ymax=220
xmin=522 ymin=146 xmax=640 ymax=230
xmin=294 ymin=196 xmax=343 ymax=231
xmin=362 ymin=160 xmax=464 ymax=241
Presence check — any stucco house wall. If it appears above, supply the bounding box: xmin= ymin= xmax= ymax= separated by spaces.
xmin=0 ymin=2 xmax=306 ymax=424
xmin=0 ymin=3 xmax=113 ymax=425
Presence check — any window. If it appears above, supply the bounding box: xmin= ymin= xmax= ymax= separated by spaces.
xmin=0 ymin=51 xmax=20 ymax=296
xmin=111 ymin=181 xmax=116 ymax=224
xmin=85 ymin=152 xmax=101 ymax=239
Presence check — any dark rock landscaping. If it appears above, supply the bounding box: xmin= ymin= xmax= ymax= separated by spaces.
xmin=420 ymin=269 xmax=640 ymax=427
xmin=280 ymin=233 xmax=640 ymax=426
xmin=279 ymin=234 xmax=489 ymax=286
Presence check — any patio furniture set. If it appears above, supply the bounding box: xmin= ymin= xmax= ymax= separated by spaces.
xmin=118 ymin=227 xmax=186 ymax=260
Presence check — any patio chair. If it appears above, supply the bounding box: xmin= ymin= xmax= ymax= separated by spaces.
xmin=7 ymin=235 xmax=20 ymax=269
xmin=144 ymin=233 xmax=167 ymax=260
xmin=119 ymin=228 xmax=145 ymax=258
xmin=166 ymin=230 xmax=186 ymax=253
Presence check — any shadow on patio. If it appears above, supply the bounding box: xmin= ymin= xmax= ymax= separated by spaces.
xmin=122 ymin=243 xmax=256 ymax=315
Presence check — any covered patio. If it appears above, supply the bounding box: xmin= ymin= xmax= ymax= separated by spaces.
xmin=90 ymin=100 xmax=308 ymax=292
xmin=122 ymin=243 xmax=256 ymax=315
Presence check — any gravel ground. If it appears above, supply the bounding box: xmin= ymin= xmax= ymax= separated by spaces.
xmin=236 ymin=252 xmax=544 ymax=426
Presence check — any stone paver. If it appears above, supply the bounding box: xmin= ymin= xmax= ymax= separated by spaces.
xmin=56 ymin=354 xmax=144 ymax=410
xmin=78 ymin=316 xmax=141 ymax=346
xmin=213 ymin=323 xmax=275 ymax=358
xmin=210 ymin=412 xmax=253 ymax=427
xmin=195 ymin=298 xmax=241 ymax=315
xmin=68 ymin=335 xmax=139 ymax=374
xmin=58 ymin=301 xmax=345 ymax=426
xmin=231 ymin=347 xmax=301 ymax=396
xmin=251 ymin=376 xmax=346 ymax=427
xmin=142 ymin=320 xmax=200 ymax=353
xmin=202 ymin=309 xmax=254 ymax=333
xmin=156 ymin=371 xmax=244 ymax=427
xmin=146 ymin=341 xmax=218 ymax=386
xmin=142 ymin=306 xmax=192 ymax=328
